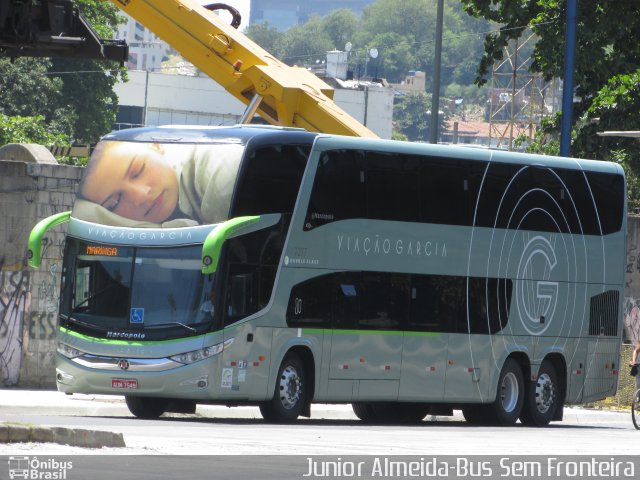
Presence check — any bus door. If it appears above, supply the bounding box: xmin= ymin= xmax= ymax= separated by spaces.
xmin=445 ymin=333 xmax=492 ymax=401
xmin=398 ymin=275 xmax=449 ymax=402
xmin=329 ymin=272 xmax=403 ymax=401
xmin=581 ymin=337 xmax=619 ymax=403
xmin=219 ymin=261 xmax=275 ymax=400
xmin=443 ymin=277 xmax=495 ymax=402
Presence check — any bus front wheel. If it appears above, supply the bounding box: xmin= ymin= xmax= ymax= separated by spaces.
xmin=519 ymin=360 xmax=559 ymax=427
xmin=260 ymin=352 xmax=306 ymax=422
xmin=125 ymin=396 xmax=169 ymax=419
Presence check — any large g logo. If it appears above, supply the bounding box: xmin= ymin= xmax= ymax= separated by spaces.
xmin=516 ymin=235 xmax=558 ymax=335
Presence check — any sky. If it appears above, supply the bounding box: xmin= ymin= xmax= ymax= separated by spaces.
xmin=199 ymin=0 xmax=251 ymax=30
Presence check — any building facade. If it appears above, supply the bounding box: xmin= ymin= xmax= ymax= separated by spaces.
xmin=114 ymin=14 xmax=173 ymax=72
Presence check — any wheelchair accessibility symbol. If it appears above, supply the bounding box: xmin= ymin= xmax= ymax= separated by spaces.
xmin=130 ymin=308 xmax=145 ymax=324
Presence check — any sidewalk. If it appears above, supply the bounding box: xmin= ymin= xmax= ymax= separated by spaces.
xmin=0 ymin=388 xmax=632 ymax=448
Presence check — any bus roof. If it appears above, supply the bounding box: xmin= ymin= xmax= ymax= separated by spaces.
xmin=101 ymin=124 xmax=318 ymax=144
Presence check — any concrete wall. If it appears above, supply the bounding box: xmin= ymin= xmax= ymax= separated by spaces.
xmin=624 ymin=216 xmax=640 ymax=342
xmin=0 ymin=160 xmax=83 ymax=387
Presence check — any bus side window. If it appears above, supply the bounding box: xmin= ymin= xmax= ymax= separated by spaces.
xmin=360 ymin=272 xmax=409 ymax=330
xmin=224 ymin=264 xmax=258 ymax=322
xmin=333 ymin=272 xmax=361 ymax=330
xmin=408 ymin=274 xmax=465 ymax=333
xmin=286 ymin=274 xmax=332 ymax=328
xmin=305 ymin=150 xmax=365 ymax=230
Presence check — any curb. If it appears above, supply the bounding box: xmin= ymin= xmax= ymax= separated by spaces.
xmin=0 ymin=423 xmax=126 ymax=448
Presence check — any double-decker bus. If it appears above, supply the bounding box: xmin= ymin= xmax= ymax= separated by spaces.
xmin=28 ymin=125 xmax=626 ymax=425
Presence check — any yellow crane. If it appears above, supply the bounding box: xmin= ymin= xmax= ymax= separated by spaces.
xmin=108 ymin=0 xmax=377 ymax=138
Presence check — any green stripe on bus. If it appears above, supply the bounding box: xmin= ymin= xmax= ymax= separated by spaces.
xmin=302 ymin=328 xmax=440 ymax=337
xmin=58 ymin=326 xmax=218 ymax=346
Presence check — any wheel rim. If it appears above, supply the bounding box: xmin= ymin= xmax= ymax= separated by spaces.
xmin=278 ymin=364 xmax=302 ymax=410
xmin=500 ymin=371 xmax=519 ymax=413
xmin=534 ymin=373 xmax=555 ymax=414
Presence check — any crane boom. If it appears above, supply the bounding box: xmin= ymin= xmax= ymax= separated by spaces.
xmin=109 ymin=0 xmax=377 ymax=138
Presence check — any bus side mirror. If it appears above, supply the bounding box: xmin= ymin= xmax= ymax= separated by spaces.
xmin=27 ymin=211 xmax=72 ymax=268
xmin=201 ymin=216 xmax=260 ymax=274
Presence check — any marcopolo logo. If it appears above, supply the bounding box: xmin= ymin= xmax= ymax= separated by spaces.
xmin=8 ymin=457 xmax=73 ymax=479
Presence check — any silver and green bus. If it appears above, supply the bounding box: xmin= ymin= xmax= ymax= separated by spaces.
xmin=28 ymin=125 xmax=626 ymax=425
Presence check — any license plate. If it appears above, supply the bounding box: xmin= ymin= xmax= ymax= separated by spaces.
xmin=112 ymin=378 xmax=138 ymax=389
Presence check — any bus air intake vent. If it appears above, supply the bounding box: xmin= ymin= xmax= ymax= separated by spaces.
xmin=588 ymin=290 xmax=619 ymax=336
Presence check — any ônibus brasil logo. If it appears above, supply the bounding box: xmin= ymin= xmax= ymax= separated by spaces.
xmin=8 ymin=456 xmax=73 ymax=479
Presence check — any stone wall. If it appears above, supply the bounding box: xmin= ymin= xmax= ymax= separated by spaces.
xmin=0 ymin=159 xmax=82 ymax=387
xmin=624 ymin=216 xmax=640 ymax=342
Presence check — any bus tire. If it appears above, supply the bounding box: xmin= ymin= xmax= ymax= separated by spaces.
xmin=519 ymin=359 xmax=559 ymax=427
xmin=486 ymin=358 xmax=524 ymax=425
xmin=125 ymin=396 xmax=169 ymax=419
xmin=352 ymin=402 xmax=378 ymax=422
xmin=260 ymin=352 xmax=306 ymax=422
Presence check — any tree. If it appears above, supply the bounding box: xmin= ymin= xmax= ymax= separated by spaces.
xmin=352 ymin=0 xmax=492 ymax=84
xmin=462 ymin=1 xmax=640 ymax=156
xmin=0 ymin=114 xmax=69 ymax=147
xmin=573 ymin=70 xmax=640 ymax=209
xmin=244 ymin=22 xmax=284 ymax=58
xmin=278 ymin=16 xmax=333 ymax=66
xmin=0 ymin=0 xmax=124 ymax=145
xmin=320 ymin=9 xmax=359 ymax=51
xmin=393 ymin=91 xmax=447 ymax=142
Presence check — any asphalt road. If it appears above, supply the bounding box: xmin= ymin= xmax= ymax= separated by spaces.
xmin=0 ymin=390 xmax=638 ymax=456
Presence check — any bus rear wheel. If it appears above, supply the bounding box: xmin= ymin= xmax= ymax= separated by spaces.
xmin=482 ymin=358 xmax=524 ymax=426
xmin=260 ymin=352 xmax=306 ymax=422
xmin=519 ymin=360 xmax=559 ymax=427
xmin=125 ymin=396 xmax=169 ymax=419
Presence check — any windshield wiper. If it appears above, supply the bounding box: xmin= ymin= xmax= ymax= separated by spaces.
xmin=59 ymin=313 xmax=108 ymax=332
xmin=144 ymin=322 xmax=198 ymax=334
xmin=69 ymin=284 xmax=117 ymax=315
xmin=59 ymin=284 xmax=120 ymax=329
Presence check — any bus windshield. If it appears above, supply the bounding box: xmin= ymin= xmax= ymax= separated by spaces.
xmin=60 ymin=239 xmax=216 ymax=340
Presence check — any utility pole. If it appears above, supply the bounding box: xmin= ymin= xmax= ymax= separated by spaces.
xmin=560 ymin=0 xmax=577 ymax=157
xmin=429 ymin=0 xmax=444 ymax=144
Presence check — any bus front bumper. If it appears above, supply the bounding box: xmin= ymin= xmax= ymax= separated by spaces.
xmin=55 ymin=353 xmax=221 ymax=400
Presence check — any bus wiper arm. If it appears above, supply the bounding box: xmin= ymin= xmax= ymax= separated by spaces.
xmin=69 ymin=284 xmax=117 ymax=315
xmin=145 ymin=322 xmax=198 ymax=334
xmin=59 ymin=313 xmax=108 ymax=332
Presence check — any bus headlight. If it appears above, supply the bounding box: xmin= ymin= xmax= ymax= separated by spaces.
xmin=57 ymin=342 xmax=84 ymax=359
xmin=170 ymin=338 xmax=234 ymax=365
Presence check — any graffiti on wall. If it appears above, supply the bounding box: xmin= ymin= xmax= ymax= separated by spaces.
xmin=0 ymin=256 xmax=30 ymax=386
xmin=0 ymin=237 xmax=62 ymax=386
xmin=623 ymin=297 xmax=640 ymax=343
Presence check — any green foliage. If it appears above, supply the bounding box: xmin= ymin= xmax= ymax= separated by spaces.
xmin=465 ymin=0 xmax=640 ymax=207
xmin=246 ymin=0 xmax=493 ymax=88
xmin=463 ymin=0 xmax=640 ymax=91
xmin=393 ymin=92 xmax=447 ymax=142
xmin=320 ymin=9 xmax=359 ymax=51
xmin=611 ymin=150 xmax=640 ymax=214
xmin=244 ymin=22 xmax=284 ymax=57
xmin=514 ymin=115 xmax=561 ymax=156
xmin=0 ymin=114 xmax=70 ymax=146
xmin=279 ymin=16 xmax=333 ymax=66
xmin=0 ymin=0 xmax=125 ymax=146
xmin=391 ymin=130 xmax=408 ymax=141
